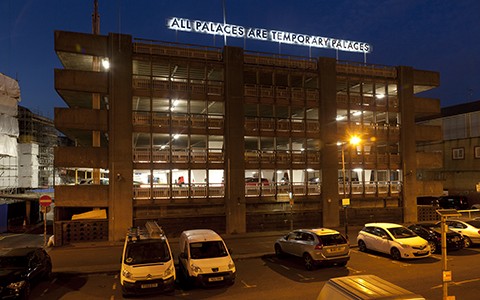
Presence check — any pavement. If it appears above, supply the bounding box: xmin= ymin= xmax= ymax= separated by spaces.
xmin=44 ymin=225 xmax=364 ymax=274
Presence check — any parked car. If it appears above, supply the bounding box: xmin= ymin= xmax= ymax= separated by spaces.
xmin=407 ymin=223 xmax=464 ymax=253
xmin=357 ymin=223 xmax=431 ymax=260
xmin=274 ymin=228 xmax=350 ymax=270
xmin=245 ymin=177 xmax=269 ymax=186
xmin=178 ymin=229 xmax=236 ymax=287
xmin=0 ymin=247 xmax=52 ymax=299
xmin=120 ymin=221 xmax=175 ymax=297
xmin=434 ymin=219 xmax=480 ymax=248
xmin=317 ymin=275 xmax=425 ymax=300
xmin=434 ymin=195 xmax=469 ymax=210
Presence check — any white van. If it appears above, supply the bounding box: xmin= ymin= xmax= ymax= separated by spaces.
xmin=120 ymin=221 xmax=176 ymax=297
xmin=178 ymin=229 xmax=236 ymax=287
xmin=317 ymin=275 xmax=425 ymax=300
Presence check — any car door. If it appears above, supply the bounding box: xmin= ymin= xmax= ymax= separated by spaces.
xmin=374 ymin=228 xmax=393 ymax=254
xmin=447 ymin=221 xmax=466 ymax=235
xmin=362 ymin=227 xmax=380 ymax=251
xmin=282 ymin=232 xmax=300 ymax=255
xmin=293 ymin=232 xmax=315 ymax=257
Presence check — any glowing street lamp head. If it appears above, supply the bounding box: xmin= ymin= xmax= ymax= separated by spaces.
xmin=349 ymin=135 xmax=361 ymax=146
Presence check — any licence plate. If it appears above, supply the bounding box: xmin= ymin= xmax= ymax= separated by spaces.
xmin=208 ymin=276 xmax=223 ymax=282
xmin=141 ymin=283 xmax=158 ymax=289
xmin=327 ymin=247 xmax=344 ymax=253
xmin=417 ymin=251 xmax=428 ymax=255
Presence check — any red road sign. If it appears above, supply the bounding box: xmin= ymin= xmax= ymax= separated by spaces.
xmin=39 ymin=194 xmax=52 ymax=207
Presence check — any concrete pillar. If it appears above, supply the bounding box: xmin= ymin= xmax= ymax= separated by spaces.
xmin=319 ymin=57 xmax=339 ymax=227
xmin=108 ymin=33 xmax=133 ymax=241
xmin=398 ymin=66 xmax=417 ymax=223
xmin=223 ymin=46 xmax=246 ymax=234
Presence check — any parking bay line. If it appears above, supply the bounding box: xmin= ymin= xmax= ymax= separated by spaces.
xmin=241 ymin=280 xmax=257 ymax=288
xmin=432 ymin=277 xmax=480 ymax=289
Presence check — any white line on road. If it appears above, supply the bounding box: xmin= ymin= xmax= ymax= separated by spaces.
xmin=297 ymin=273 xmax=314 ymax=281
xmin=241 ymin=280 xmax=257 ymax=288
xmin=347 ymin=266 xmax=362 ymax=274
xmin=112 ymin=282 xmax=116 ymax=290
xmin=0 ymin=234 xmax=20 ymax=241
xmin=280 ymin=264 xmax=290 ymax=270
xmin=390 ymin=260 xmax=410 ymax=267
xmin=432 ymin=277 xmax=480 ymax=289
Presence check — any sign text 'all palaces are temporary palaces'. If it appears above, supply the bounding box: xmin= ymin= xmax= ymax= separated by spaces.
xmin=167 ymin=17 xmax=372 ymax=53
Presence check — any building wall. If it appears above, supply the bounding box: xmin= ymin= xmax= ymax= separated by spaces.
xmin=53 ymin=31 xmax=440 ymax=244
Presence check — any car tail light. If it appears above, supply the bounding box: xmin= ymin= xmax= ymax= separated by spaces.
xmin=314 ymin=243 xmax=323 ymax=250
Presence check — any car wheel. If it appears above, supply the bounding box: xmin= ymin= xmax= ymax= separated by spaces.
xmin=303 ymin=253 xmax=315 ymax=271
xmin=464 ymin=236 xmax=472 ymax=248
xmin=274 ymin=244 xmax=284 ymax=258
xmin=358 ymin=240 xmax=367 ymax=252
xmin=391 ymin=248 xmax=401 ymax=260
xmin=428 ymin=241 xmax=437 ymax=254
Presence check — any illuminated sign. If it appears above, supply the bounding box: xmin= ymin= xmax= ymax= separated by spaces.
xmin=167 ymin=17 xmax=371 ymax=53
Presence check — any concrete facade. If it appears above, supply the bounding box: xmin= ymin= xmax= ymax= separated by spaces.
xmin=53 ymin=31 xmax=441 ymax=245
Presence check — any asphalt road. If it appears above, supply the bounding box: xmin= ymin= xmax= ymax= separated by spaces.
xmin=28 ymin=246 xmax=480 ymax=300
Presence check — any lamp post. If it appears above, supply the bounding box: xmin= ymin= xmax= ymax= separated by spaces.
xmin=340 ymin=135 xmax=361 ymax=241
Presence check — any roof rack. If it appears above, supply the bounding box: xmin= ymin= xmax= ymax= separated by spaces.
xmin=127 ymin=221 xmax=165 ymax=242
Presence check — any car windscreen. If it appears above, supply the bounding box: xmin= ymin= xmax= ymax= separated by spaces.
xmin=0 ymin=256 xmax=28 ymax=268
xmin=318 ymin=234 xmax=347 ymax=246
xmin=124 ymin=240 xmax=171 ymax=265
xmin=387 ymin=227 xmax=417 ymax=239
xmin=190 ymin=241 xmax=228 ymax=259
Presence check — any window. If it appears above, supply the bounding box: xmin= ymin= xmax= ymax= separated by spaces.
xmin=475 ymin=146 xmax=480 ymax=159
xmin=452 ymin=148 xmax=464 ymax=160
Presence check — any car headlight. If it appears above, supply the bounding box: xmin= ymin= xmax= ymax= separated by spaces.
xmin=191 ymin=263 xmax=201 ymax=274
xmin=399 ymin=243 xmax=411 ymax=249
xmin=122 ymin=269 xmax=132 ymax=279
xmin=164 ymin=264 xmax=174 ymax=277
xmin=7 ymin=280 xmax=26 ymax=291
xmin=228 ymin=261 xmax=235 ymax=270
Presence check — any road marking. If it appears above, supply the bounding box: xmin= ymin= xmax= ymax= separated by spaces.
xmin=390 ymin=260 xmax=410 ymax=267
xmin=110 ymin=296 xmax=115 ymax=300
xmin=0 ymin=234 xmax=20 ymax=241
xmin=112 ymin=282 xmax=116 ymax=290
xmin=177 ymin=290 xmax=191 ymax=296
xmin=40 ymin=288 xmax=49 ymax=297
xmin=51 ymin=278 xmax=57 ymax=284
xmin=280 ymin=264 xmax=290 ymax=270
xmin=432 ymin=277 xmax=480 ymax=289
xmin=241 ymin=280 xmax=257 ymax=288
xmin=347 ymin=267 xmax=362 ymax=274
xmin=297 ymin=273 xmax=314 ymax=281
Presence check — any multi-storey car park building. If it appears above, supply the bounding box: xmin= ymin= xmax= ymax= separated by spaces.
xmin=53 ymin=31 xmax=441 ymax=245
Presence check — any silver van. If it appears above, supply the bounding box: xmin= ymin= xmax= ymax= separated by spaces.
xmin=317 ymin=275 xmax=425 ymax=300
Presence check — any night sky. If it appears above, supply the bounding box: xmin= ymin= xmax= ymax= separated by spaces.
xmin=1 ymin=0 xmax=479 ymax=119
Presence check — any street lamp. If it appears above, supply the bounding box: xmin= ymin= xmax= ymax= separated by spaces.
xmin=340 ymin=135 xmax=361 ymax=240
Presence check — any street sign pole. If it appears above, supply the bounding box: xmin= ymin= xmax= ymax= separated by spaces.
xmin=39 ymin=195 xmax=52 ymax=247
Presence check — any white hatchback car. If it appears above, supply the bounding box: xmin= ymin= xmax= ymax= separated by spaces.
xmin=356 ymin=223 xmax=431 ymax=260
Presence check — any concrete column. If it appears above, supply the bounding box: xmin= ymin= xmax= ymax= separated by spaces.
xmin=398 ymin=66 xmax=417 ymax=223
xmin=108 ymin=33 xmax=133 ymax=241
xmin=318 ymin=57 xmax=339 ymax=227
xmin=223 ymin=46 xmax=246 ymax=234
